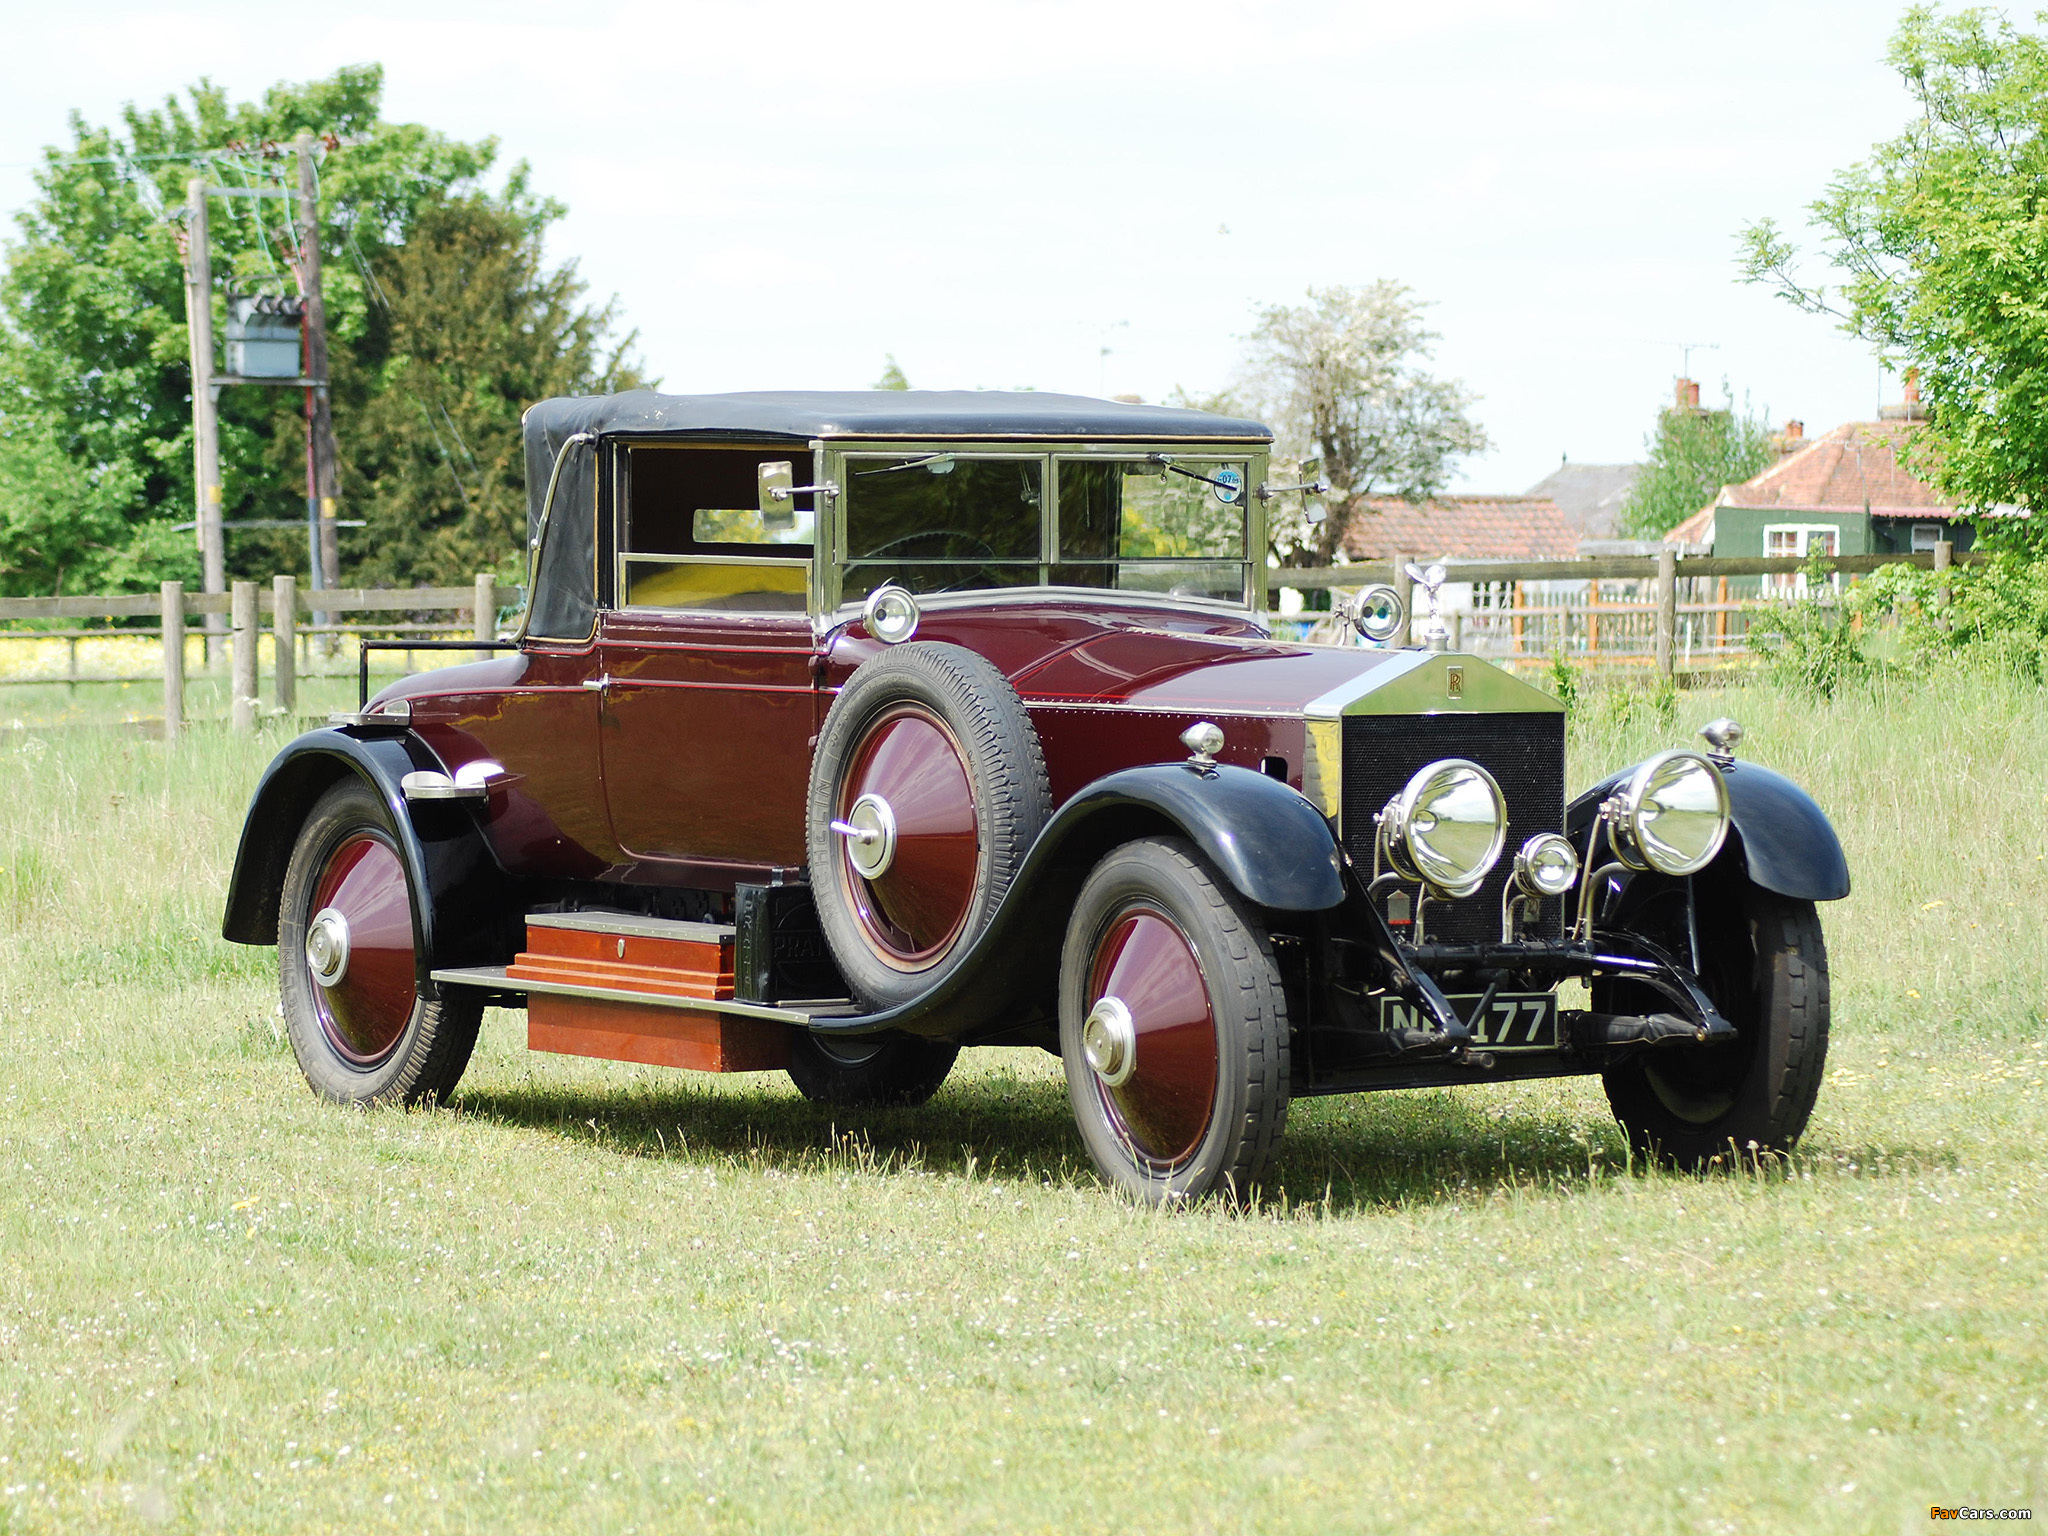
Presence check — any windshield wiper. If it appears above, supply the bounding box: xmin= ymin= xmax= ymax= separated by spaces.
xmin=1146 ymin=453 xmax=1237 ymax=492
xmin=855 ymin=453 xmax=956 ymax=477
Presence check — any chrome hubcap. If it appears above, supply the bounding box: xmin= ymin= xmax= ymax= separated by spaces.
xmin=306 ymin=906 xmax=352 ymax=988
xmin=831 ymin=791 xmax=899 ymax=880
xmin=1082 ymin=995 xmax=1136 ymax=1087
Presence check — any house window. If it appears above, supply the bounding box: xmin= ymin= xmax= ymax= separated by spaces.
xmin=1911 ymin=523 xmax=1943 ymax=553
xmin=1763 ymin=524 xmax=1840 ymax=594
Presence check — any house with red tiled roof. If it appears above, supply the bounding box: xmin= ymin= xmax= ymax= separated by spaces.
xmin=1340 ymin=494 xmax=1579 ymax=563
xmin=1666 ymin=387 xmax=1974 ymax=559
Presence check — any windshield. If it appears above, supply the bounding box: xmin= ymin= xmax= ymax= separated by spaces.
xmin=837 ymin=449 xmax=1254 ymax=606
xmin=1053 ymin=458 xmax=1248 ymax=603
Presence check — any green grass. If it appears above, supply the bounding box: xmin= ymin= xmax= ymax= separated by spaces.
xmin=0 ymin=674 xmax=2043 ymax=1532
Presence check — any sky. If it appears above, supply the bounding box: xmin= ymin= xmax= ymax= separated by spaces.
xmin=0 ymin=0 xmax=1926 ymax=493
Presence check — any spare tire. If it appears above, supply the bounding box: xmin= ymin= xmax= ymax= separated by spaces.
xmin=806 ymin=642 xmax=1051 ymax=1010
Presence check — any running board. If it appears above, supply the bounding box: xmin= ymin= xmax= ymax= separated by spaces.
xmin=432 ymin=904 xmax=859 ymax=1075
xmin=431 ymin=965 xmax=855 ymax=1026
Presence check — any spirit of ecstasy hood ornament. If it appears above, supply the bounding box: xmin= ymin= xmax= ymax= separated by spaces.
xmin=1404 ymin=562 xmax=1450 ymax=651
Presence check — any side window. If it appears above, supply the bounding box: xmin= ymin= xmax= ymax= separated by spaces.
xmin=529 ymin=437 xmax=599 ymax=641
xmin=620 ymin=446 xmax=813 ymax=612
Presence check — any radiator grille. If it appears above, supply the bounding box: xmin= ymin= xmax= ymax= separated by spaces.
xmin=1340 ymin=712 xmax=1567 ymax=941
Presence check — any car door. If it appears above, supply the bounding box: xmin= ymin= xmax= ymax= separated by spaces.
xmin=596 ymin=442 xmax=822 ymax=882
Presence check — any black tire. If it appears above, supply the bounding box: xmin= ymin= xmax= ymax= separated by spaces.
xmin=278 ymin=777 xmax=482 ymax=1108
xmin=806 ymin=642 xmax=1050 ymax=1010
xmin=1058 ymin=837 xmax=1290 ymax=1203
xmin=786 ymin=1031 xmax=959 ymax=1107
xmin=1601 ymin=887 xmax=1830 ymax=1166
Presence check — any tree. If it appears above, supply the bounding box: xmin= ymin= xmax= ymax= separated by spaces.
xmin=1739 ymin=5 xmax=2048 ymax=550
xmin=874 ymin=356 xmax=911 ymax=390
xmin=1236 ymin=283 xmax=1489 ymax=565
xmin=1619 ymin=385 xmax=1778 ymax=538
xmin=0 ymin=65 xmax=640 ymax=595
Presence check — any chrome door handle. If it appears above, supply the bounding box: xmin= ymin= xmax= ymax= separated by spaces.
xmin=581 ymin=674 xmax=608 ymax=691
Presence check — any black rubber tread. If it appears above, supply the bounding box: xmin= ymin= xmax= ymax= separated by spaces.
xmin=806 ymin=642 xmax=1052 ymax=1009
xmin=1603 ymin=890 xmax=1830 ymax=1167
xmin=785 ymin=1031 xmax=959 ymax=1107
xmin=277 ymin=778 xmax=482 ymax=1109
xmin=1059 ymin=836 xmax=1291 ymax=1204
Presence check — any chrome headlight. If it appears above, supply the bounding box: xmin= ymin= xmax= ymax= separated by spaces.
xmin=1512 ymin=832 xmax=1580 ymax=899
xmin=1609 ymin=750 xmax=1730 ymax=876
xmin=1378 ymin=758 xmax=1507 ymax=898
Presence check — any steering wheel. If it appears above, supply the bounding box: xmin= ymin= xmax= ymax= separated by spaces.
xmin=863 ymin=529 xmax=1000 ymax=561
xmin=861 ymin=529 xmax=1010 ymax=592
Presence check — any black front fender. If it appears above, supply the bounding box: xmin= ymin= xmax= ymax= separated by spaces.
xmin=1041 ymin=762 xmax=1347 ymax=912
xmin=807 ymin=762 xmax=1344 ymax=1042
xmin=1569 ymin=757 xmax=1850 ymax=902
xmin=220 ymin=728 xmax=519 ymax=994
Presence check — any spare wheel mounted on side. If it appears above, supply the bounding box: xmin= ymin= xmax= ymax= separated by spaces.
xmin=806 ymin=641 xmax=1051 ymax=1011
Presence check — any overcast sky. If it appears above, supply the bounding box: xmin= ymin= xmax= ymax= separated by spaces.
xmin=1 ymin=0 xmax=1924 ymax=492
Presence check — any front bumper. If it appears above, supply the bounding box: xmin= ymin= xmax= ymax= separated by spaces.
xmin=1295 ymin=867 xmax=1736 ymax=1094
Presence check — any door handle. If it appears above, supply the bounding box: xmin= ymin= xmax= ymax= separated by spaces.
xmin=581 ymin=674 xmax=608 ymax=691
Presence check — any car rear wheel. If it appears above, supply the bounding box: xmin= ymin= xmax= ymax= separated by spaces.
xmin=807 ymin=642 xmax=1050 ymax=1010
xmin=786 ymin=1031 xmax=958 ymax=1107
xmin=1601 ymin=886 xmax=1830 ymax=1166
xmin=278 ymin=777 xmax=481 ymax=1107
xmin=1059 ymin=837 xmax=1290 ymax=1204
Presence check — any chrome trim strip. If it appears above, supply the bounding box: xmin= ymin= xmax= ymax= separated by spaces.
xmin=430 ymin=965 xmax=856 ymax=1023
xmin=524 ymin=912 xmax=737 ymax=943
xmin=1301 ymin=649 xmax=1435 ymax=720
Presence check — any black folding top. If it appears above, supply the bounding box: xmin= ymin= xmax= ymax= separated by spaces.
xmin=518 ymin=391 xmax=1273 ymax=610
xmin=523 ymin=388 xmax=1270 ymax=449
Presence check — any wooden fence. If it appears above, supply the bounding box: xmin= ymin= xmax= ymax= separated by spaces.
xmin=0 ymin=575 xmax=500 ymax=737
xmin=0 ymin=547 xmax=1975 ymax=734
xmin=1265 ymin=546 xmax=1976 ymax=672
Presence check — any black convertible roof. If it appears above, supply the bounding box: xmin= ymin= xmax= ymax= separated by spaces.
xmin=521 ymin=390 xmax=1272 ymax=545
xmin=523 ymin=388 xmax=1271 ymax=448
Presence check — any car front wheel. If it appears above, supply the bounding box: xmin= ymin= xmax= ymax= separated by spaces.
xmin=1601 ymin=886 xmax=1830 ymax=1166
xmin=1059 ymin=837 xmax=1290 ymax=1204
xmin=278 ymin=777 xmax=481 ymax=1107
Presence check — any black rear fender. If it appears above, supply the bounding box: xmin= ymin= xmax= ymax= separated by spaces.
xmin=220 ymin=728 xmax=520 ymax=995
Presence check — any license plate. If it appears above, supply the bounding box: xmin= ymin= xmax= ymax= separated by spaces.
xmin=1377 ymin=991 xmax=1558 ymax=1051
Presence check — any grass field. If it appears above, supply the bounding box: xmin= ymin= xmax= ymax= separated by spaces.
xmin=1 ymin=672 xmax=2043 ymax=1533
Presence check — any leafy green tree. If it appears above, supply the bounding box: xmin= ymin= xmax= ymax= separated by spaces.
xmin=1619 ymin=386 xmax=1777 ymax=538
xmin=1740 ymin=5 xmax=2048 ymax=551
xmin=874 ymin=356 xmax=911 ymax=391
xmin=1237 ymin=283 xmax=1489 ymax=566
xmin=0 ymin=65 xmax=639 ymax=595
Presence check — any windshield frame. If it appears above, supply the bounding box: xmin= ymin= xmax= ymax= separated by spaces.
xmin=817 ymin=438 xmax=1270 ymax=622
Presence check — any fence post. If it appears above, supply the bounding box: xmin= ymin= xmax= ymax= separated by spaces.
xmin=1934 ymin=539 xmax=1953 ymax=629
xmin=1391 ymin=554 xmax=1412 ymax=646
xmin=1655 ymin=546 xmax=1677 ymax=679
xmin=160 ymin=581 xmax=185 ymax=741
xmin=473 ymin=572 xmax=496 ymax=661
xmin=231 ymin=580 xmax=258 ymax=734
xmin=273 ymin=574 xmax=297 ymax=716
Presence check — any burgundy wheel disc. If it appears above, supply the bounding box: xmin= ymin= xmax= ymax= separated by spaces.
xmin=1087 ymin=907 xmax=1219 ymax=1168
xmin=307 ymin=833 xmax=417 ymax=1065
xmin=839 ymin=705 xmax=980 ymax=965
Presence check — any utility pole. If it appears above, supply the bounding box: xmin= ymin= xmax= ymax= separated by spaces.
xmin=295 ymin=134 xmax=341 ymax=601
xmin=182 ymin=176 xmax=226 ymax=665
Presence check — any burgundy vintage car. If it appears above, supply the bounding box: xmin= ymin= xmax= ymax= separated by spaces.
xmin=223 ymin=391 xmax=1850 ymax=1201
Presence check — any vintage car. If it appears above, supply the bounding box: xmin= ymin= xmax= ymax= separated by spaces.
xmin=222 ymin=390 xmax=1849 ymax=1202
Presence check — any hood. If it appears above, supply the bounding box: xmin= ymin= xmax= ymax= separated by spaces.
xmin=1014 ymin=626 xmax=1562 ymax=719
